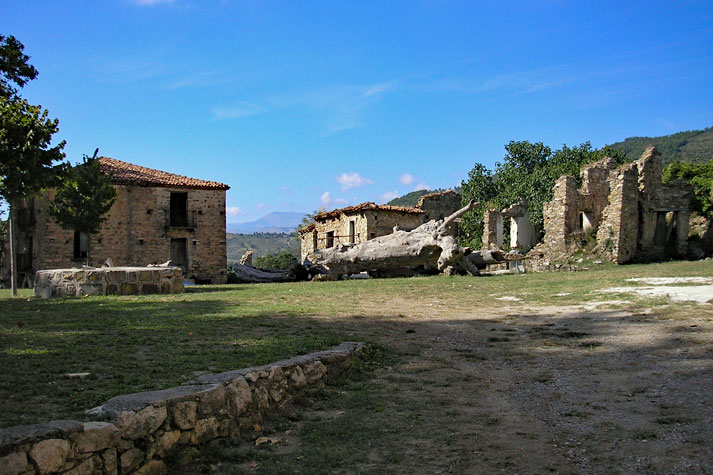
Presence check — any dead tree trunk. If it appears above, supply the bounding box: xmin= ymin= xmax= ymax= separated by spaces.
xmin=309 ymin=201 xmax=481 ymax=279
xmin=231 ymin=263 xmax=307 ymax=283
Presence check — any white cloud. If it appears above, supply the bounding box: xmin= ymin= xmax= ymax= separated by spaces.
xmin=336 ymin=172 xmax=373 ymax=191
xmin=256 ymin=203 xmax=265 ymax=211
xmin=334 ymin=198 xmax=349 ymax=205
xmin=380 ymin=190 xmax=399 ymax=203
xmin=211 ymin=101 xmax=265 ymax=120
xmin=413 ymin=182 xmax=430 ymax=191
xmin=399 ymin=173 xmax=414 ymax=186
xmin=226 ymin=207 xmax=244 ymax=217
xmin=320 ymin=191 xmax=332 ymax=207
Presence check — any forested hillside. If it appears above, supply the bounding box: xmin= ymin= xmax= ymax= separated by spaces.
xmin=226 ymin=232 xmax=300 ymax=264
xmin=607 ymin=127 xmax=713 ymax=165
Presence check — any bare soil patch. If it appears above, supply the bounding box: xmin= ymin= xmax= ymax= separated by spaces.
xmin=187 ymin=287 xmax=713 ymax=473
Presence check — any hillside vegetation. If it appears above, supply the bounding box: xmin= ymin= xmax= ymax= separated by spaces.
xmin=226 ymin=232 xmax=300 ymax=264
xmin=608 ymin=127 xmax=713 ymax=165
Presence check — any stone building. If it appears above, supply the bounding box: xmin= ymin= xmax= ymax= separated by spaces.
xmin=298 ymin=190 xmax=461 ymax=262
xmin=4 ymin=157 xmax=230 ymax=285
xmin=482 ymin=201 xmax=540 ymax=253
xmin=529 ymin=146 xmax=692 ymax=264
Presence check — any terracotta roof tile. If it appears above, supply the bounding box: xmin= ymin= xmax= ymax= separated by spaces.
xmin=98 ymin=157 xmax=230 ymax=190
xmin=313 ymin=202 xmax=422 ymax=222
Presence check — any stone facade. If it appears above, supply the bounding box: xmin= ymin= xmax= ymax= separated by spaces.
xmin=33 ymin=267 xmax=184 ymax=298
xmin=0 ymin=342 xmax=363 ymax=475
xmin=298 ymin=190 xmax=461 ymax=263
xmin=529 ymin=147 xmax=693 ymax=265
xmin=4 ymin=158 xmax=230 ymax=285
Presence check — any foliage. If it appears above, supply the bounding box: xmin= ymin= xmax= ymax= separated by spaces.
xmin=386 ymin=189 xmax=432 ymax=207
xmin=0 ymin=35 xmax=38 ymax=99
xmin=226 ymin=232 xmax=300 ymax=264
xmin=254 ymin=251 xmax=299 ymax=270
xmin=608 ymin=127 xmax=713 ymax=166
xmin=662 ymin=158 xmax=713 ymax=216
xmin=0 ymin=97 xmax=66 ymax=203
xmin=459 ymin=141 xmax=627 ymax=248
xmin=48 ymin=151 xmax=117 ymax=236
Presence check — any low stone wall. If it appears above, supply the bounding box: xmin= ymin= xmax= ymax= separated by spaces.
xmin=0 ymin=342 xmax=363 ymax=475
xmin=33 ymin=267 xmax=184 ymax=298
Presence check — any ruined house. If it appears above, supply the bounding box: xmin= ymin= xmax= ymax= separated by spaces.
xmin=3 ymin=157 xmax=230 ymax=285
xmin=529 ymin=146 xmax=692 ymax=265
xmin=482 ymin=201 xmax=540 ymax=253
xmin=298 ymin=190 xmax=461 ymax=262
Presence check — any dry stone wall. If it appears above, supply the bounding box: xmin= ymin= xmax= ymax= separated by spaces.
xmin=33 ymin=267 xmax=184 ymax=298
xmin=0 ymin=342 xmax=363 ymax=475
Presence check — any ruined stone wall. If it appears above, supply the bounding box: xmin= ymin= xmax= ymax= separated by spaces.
xmin=482 ymin=210 xmax=502 ymax=249
xmin=24 ymin=186 xmax=227 ymax=284
xmin=594 ymin=164 xmax=640 ymax=263
xmin=0 ymin=343 xmax=363 ymax=475
xmin=33 ymin=267 xmax=184 ymax=298
xmin=417 ymin=190 xmax=461 ymax=222
xmin=530 ymin=148 xmax=691 ymax=267
xmin=365 ymin=210 xmax=423 ymax=238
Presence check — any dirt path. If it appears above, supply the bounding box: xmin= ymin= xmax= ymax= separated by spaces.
xmin=187 ymin=300 xmax=713 ymax=474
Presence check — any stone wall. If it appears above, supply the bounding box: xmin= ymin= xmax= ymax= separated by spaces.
xmin=15 ymin=185 xmax=227 ymax=285
xmin=0 ymin=342 xmax=363 ymax=475
xmin=417 ymin=190 xmax=461 ymax=222
xmin=33 ymin=267 xmax=184 ymax=298
xmin=529 ymin=147 xmax=693 ymax=266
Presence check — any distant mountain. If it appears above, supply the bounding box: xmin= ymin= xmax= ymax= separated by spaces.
xmin=227 ymin=212 xmax=306 ymax=234
xmin=607 ymin=127 xmax=713 ymax=166
xmin=386 ymin=189 xmax=433 ymax=207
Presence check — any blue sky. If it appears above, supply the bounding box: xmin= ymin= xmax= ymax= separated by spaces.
xmin=2 ymin=0 xmax=712 ymax=223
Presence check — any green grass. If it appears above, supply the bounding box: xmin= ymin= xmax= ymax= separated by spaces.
xmin=0 ymin=259 xmax=711 ymax=428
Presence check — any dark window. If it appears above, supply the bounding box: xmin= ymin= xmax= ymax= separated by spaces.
xmin=349 ymin=220 xmax=356 ymax=243
xmin=312 ymin=230 xmax=318 ymax=251
xmin=74 ymin=231 xmax=89 ymax=259
xmin=326 ymin=231 xmax=335 ymax=248
xmin=170 ymin=192 xmax=188 ymax=227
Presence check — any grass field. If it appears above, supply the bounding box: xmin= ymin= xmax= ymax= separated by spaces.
xmin=1 ymin=260 xmax=712 ymax=473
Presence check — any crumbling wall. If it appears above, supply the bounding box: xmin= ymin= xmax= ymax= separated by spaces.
xmin=417 ymin=190 xmax=461 ymax=222
xmin=530 ymin=147 xmax=692 ymax=266
xmin=482 ymin=210 xmax=503 ymax=249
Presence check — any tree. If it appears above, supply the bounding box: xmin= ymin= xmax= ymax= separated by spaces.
xmin=49 ymin=150 xmax=117 ymax=265
xmin=459 ymin=141 xmax=628 ymax=248
xmin=0 ymin=78 xmax=65 ymax=295
xmin=0 ymin=35 xmax=38 ymax=99
xmin=254 ymin=251 xmax=299 ymax=270
xmin=663 ymin=159 xmax=713 ymax=216
xmin=459 ymin=164 xmax=497 ymax=248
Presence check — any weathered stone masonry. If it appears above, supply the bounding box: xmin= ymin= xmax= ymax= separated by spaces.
xmin=299 ymin=190 xmax=461 ymax=263
xmin=529 ymin=147 xmax=693 ymax=265
xmin=7 ymin=158 xmax=230 ymax=285
xmin=33 ymin=267 xmax=184 ymax=298
xmin=0 ymin=342 xmax=363 ymax=475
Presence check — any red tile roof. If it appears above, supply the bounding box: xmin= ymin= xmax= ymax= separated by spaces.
xmin=98 ymin=157 xmax=230 ymax=190
xmin=313 ymin=202 xmax=422 ymax=222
